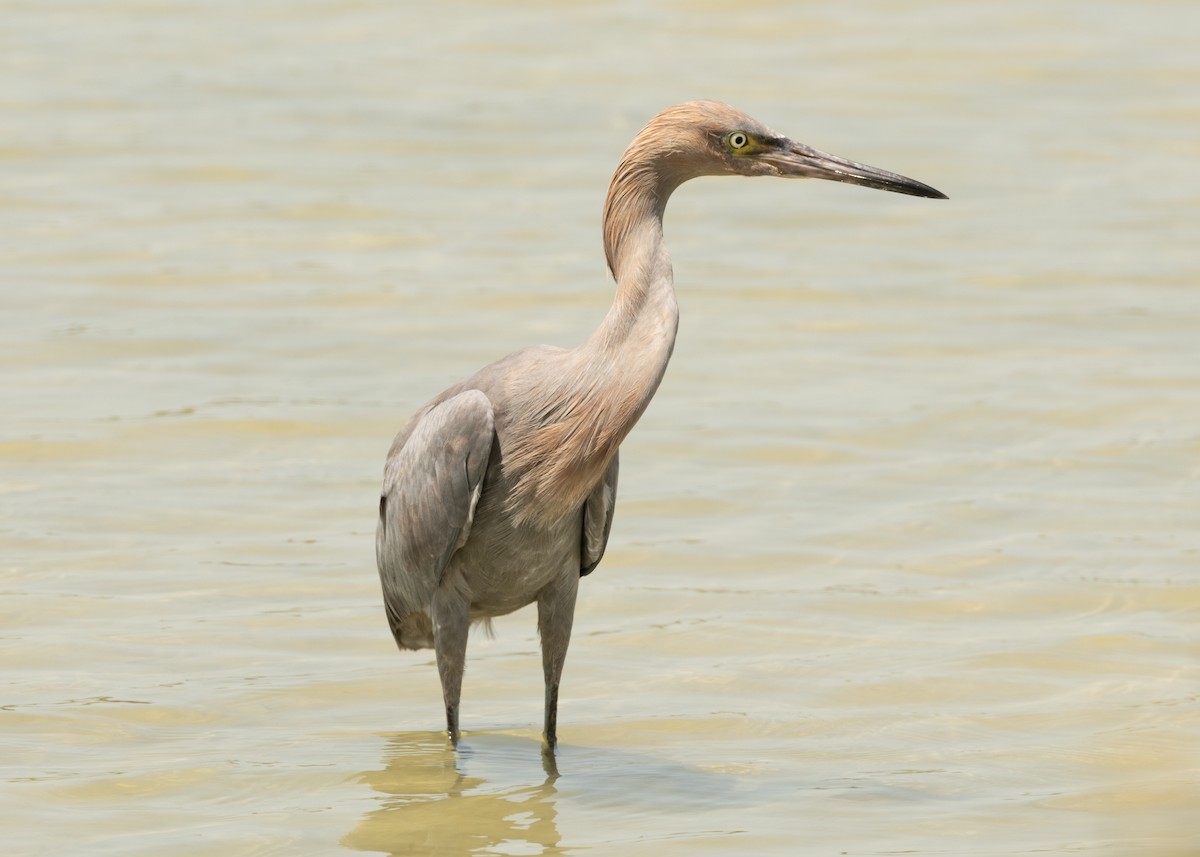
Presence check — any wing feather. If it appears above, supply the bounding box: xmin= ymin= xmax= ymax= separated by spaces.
xmin=375 ymin=390 xmax=495 ymax=638
xmin=580 ymin=451 xmax=619 ymax=576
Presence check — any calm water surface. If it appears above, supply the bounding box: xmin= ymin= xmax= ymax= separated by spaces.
xmin=2 ymin=1 xmax=1197 ymax=855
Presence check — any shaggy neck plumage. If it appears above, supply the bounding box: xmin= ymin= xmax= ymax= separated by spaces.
xmin=504 ymin=135 xmax=686 ymax=525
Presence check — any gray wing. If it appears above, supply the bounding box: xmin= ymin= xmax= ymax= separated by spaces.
xmin=375 ymin=389 xmax=495 ymax=633
xmin=580 ymin=451 xmax=619 ymax=576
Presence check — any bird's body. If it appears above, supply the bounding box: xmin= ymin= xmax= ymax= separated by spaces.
xmin=375 ymin=100 xmax=945 ymax=749
xmin=379 ymin=343 xmax=626 ymax=636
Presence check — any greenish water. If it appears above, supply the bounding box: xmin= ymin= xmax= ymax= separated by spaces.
xmin=2 ymin=1 xmax=1197 ymax=855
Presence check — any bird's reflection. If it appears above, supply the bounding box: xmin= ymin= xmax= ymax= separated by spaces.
xmin=341 ymin=732 xmax=565 ymax=857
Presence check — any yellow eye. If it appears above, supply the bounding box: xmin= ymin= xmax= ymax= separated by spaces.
xmin=727 ymin=131 xmax=750 ymax=150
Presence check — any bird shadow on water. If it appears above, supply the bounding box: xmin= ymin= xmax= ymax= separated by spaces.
xmin=340 ymin=730 xmax=743 ymax=857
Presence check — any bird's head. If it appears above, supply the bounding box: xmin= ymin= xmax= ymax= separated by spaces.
xmin=631 ymin=100 xmax=947 ymax=200
xmin=603 ymin=100 xmax=945 ymax=277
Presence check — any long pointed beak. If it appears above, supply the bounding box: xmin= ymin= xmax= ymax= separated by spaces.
xmin=762 ymin=140 xmax=948 ymax=199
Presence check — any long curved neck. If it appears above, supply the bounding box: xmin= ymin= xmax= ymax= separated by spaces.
xmin=588 ymin=151 xmax=681 ymax=379
xmin=504 ymin=142 xmax=686 ymax=525
xmin=582 ymin=149 xmax=682 ymax=433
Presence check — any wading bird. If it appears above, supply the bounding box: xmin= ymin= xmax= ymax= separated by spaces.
xmin=376 ymin=100 xmax=946 ymax=749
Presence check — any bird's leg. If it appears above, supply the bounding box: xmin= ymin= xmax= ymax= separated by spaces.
xmin=430 ymin=585 xmax=470 ymax=746
xmin=537 ymin=572 xmax=579 ymax=751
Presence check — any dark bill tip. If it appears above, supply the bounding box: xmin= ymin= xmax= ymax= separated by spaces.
xmin=766 ymin=141 xmax=948 ymax=200
xmin=880 ymin=178 xmax=948 ymax=200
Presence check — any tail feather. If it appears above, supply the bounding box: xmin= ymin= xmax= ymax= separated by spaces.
xmin=385 ymin=600 xmax=434 ymax=650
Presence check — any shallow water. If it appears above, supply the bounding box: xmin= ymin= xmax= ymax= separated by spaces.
xmin=2 ymin=1 xmax=1198 ymax=855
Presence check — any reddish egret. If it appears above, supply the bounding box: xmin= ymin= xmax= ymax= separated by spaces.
xmin=376 ymin=100 xmax=946 ymax=749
